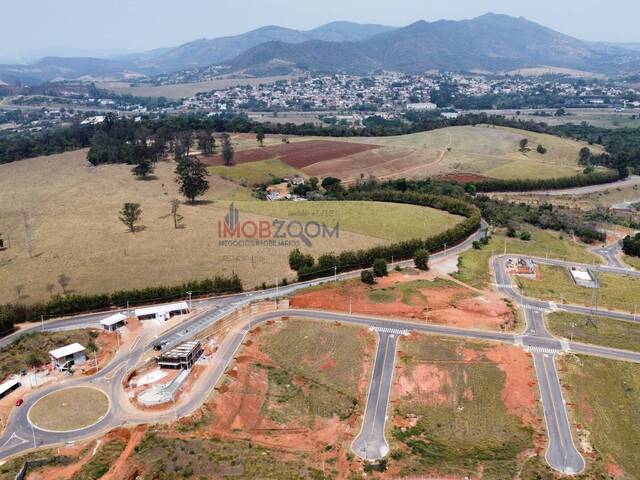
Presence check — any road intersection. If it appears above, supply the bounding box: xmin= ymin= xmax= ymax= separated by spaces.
xmin=1 ymin=230 xmax=640 ymax=476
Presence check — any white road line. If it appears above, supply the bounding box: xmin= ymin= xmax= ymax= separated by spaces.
xmin=370 ymin=327 xmax=410 ymax=336
xmin=526 ymin=346 xmax=561 ymax=355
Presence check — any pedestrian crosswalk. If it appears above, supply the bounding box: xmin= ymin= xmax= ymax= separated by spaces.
xmin=526 ymin=345 xmax=560 ymax=355
xmin=523 ymin=305 xmax=550 ymax=313
xmin=371 ymin=326 xmax=410 ymax=336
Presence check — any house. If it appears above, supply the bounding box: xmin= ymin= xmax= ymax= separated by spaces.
xmin=157 ymin=341 xmax=203 ymax=369
xmin=291 ymin=177 xmax=305 ymax=186
xmin=266 ymin=192 xmax=282 ymax=201
xmin=0 ymin=377 xmax=20 ymax=400
xmin=134 ymin=302 xmax=189 ymax=321
xmin=49 ymin=343 xmax=87 ymax=370
xmin=99 ymin=313 xmax=127 ymax=332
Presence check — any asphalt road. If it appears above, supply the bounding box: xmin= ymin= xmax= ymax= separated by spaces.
xmin=493 ymin=175 xmax=640 ymax=196
xmin=351 ymin=330 xmax=400 ymax=460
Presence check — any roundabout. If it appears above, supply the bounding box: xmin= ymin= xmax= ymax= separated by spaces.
xmin=27 ymin=386 xmax=110 ymax=433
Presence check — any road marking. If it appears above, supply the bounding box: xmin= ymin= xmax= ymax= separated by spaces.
xmin=371 ymin=327 xmax=410 ymax=336
xmin=523 ymin=305 xmax=550 ymax=313
xmin=1 ymin=432 xmax=27 ymax=449
xmin=104 ymin=361 xmax=127 ymax=381
xmin=129 ymin=336 xmax=140 ymax=353
xmin=526 ymin=346 xmax=561 ymax=354
xmin=560 ymin=340 xmax=571 ymax=352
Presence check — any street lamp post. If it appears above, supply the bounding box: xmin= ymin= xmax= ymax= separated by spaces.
xmin=334 ymin=266 xmax=337 ymax=282
xmin=187 ymin=291 xmax=193 ymax=311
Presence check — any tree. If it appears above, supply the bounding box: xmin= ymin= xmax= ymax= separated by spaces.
xmin=131 ymin=158 xmax=155 ymax=178
xmin=361 ymin=270 xmax=376 ymax=285
xmin=170 ymin=199 xmax=184 ymax=229
xmin=414 ymin=249 xmax=430 ymax=271
xmin=519 ymin=138 xmax=529 ymax=152
xmin=372 ymin=258 xmax=388 ymax=277
xmin=175 ymin=156 xmax=210 ymax=203
xmin=536 ymin=144 xmax=547 ymax=154
xmin=579 ymin=147 xmax=592 ymax=165
xmin=256 ymin=126 xmax=265 ymax=147
xmin=197 ymin=130 xmax=215 ymax=154
xmin=520 ymin=231 xmax=532 ymax=241
xmin=289 ymin=248 xmax=314 ymax=271
xmin=222 ymin=134 xmax=234 ymax=166
xmin=119 ymin=202 xmax=142 ymax=233
xmin=321 ymin=177 xmax=343 ymax=195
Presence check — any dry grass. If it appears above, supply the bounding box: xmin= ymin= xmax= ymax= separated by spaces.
xmin=0 ymin=150 xmax=454 ymax=303
xmin=29 ymin=387 xmax=109 ymax=431
xmin=303 ymin=125 xmax=600 ymax=182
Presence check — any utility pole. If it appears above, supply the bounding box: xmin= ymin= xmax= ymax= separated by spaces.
xmin=187 ymin=291 xmax=193 ymax=310
xmin=349 ymin=296 xmax=352 ymax=315
xmin=334 ymin=265 xmax=337 ymax=282
xmin=40 ymin=314 xmax=44 ymax=332
xmin=275 ymin=277 xmax=279 ymax=309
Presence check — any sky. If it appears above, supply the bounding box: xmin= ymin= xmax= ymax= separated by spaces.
xmin=1 ymin=0 xmax=639 ymax=61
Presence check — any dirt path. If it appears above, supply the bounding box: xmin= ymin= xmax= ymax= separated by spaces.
xmin=102 ymin=426 xmax=146 ymax=480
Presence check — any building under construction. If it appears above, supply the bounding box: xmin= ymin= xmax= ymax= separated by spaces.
xmin=157 ymin=341 xmax=203 ymax=370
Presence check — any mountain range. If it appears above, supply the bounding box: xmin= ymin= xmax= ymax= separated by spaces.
xmin=1 ymin=15 xmax=639 ymax=85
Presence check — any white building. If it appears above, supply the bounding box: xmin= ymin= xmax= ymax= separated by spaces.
xmin=134 ymin=302 xmax=189 ymax=321
xmin=49 ymin=343 xmax=87 ymax=370
xmin=406 ymin=102 xmax=438 ymax=111
xmin=100 ymin=313 xmax=127 ymax=332
xmin=0 ymin=377 xmax=20 ymax=399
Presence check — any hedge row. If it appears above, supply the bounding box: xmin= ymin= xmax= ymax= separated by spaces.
xmin=473 ymin=170 xmax=622 ymax=193
xmin=296 ymin=190 xmax=481 ymax=281
xmin=0 ymin=274 xmax=242 ymax=337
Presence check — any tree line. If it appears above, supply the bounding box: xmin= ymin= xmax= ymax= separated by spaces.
xmin=0 ymin=274 xmax=242 ymax=339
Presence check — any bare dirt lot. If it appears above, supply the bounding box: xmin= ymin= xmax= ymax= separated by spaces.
xmin=290 ymin=270 xmax=517 ymax=331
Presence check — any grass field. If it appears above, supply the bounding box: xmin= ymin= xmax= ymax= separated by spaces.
xmin=561 ymin=355 xmax=640 ymax=478
xmin=493 ymin=108 xmax=640 ymax=129
xmin=0 ymin=150 xmax=460 ymax=304
xmin=70 ymin=439 xmax=126 ymax=480
xmin=258 ymin=319 xmax=372 ymax=424
xmin=235 ymin=201 xmax=462 ymax=242
xmin=321 ymin=124 xmax=602 ymax=182
xmin=546 ymin=311 xmax=640 ymax=352
xmin=388 ymin=335 xmax=536 ymax=479
xmin=454 ymin=228 xmax=600 ymax=289
xmin=0 ymin=330 xmax=100 ymax=381
xmin=29 ymin=387 xmax=109 ymax=431
xmin=210 ymin=158 xmax=302 ymax=185
xmin=518 ymin=264 xmax=640 ymax=313
xmin=132 ymin=431 xmax=329 ymax=479
xmin=623 ymin=254 xmax=640 ymax=270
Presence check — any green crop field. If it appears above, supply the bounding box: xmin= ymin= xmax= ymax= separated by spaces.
xmin=454 ymin=227 xmax=600 ymax=289
xmin=234 ymin=200 xmax=463 ymax=242
xmin=210 ymin=158 xmax=302 ymax=186
xmin=561 ymin=355 xmax=640 ymax=478
xmin=546 ymin=311 xmax=640 ymax=352
xmin=518 ymin=264 xmax=640 ymax=313
xmin=388 ymin=335 xmax=535 ymax=479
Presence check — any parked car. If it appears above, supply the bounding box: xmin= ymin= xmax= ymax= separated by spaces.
xmin=15 ymin=398 xmax=23 ymax=407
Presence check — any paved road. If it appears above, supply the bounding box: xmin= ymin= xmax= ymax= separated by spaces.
xmin=351 ymin=329 xmax=400 ymax=460
xmin=493 ymin=175 xmax=640 ymax=196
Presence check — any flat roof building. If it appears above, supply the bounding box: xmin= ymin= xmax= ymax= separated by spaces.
xmin=100 ymin=313 xmax=127 ymax=331
xmin=157 ymin=341 xmax=203 ymax=370
xmin=0 ymin=378 xmax=20 ymax=399
xmin=134 ymin=302 xmax=189 ymax=321
xmin=49 ymin=343 xmax=87 ymax=370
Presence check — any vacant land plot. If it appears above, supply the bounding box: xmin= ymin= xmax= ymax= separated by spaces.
xmin=164 ymin=318 xmax=374 ymax=478
xmin=2 ymin=150 xmax=447 ymax=303
xmin=210 ymin=158 xmax=302 ymax=186
xmin=547 ymin=311 xmax=640 ymax=352
xmin=0 ymin=330 xmax=104 ymax=381
xmin=29 ymin=387 xmax=109 ymax=432
xmin=518 ymin=264 xmax=640 ymax=313
xmin=454 ymin=227 xmax=600 ymax=290
xmin=98 ymin=75 xmax=296 ymax=99
xmin=235 ymin=200 xmax=462 ymax=242
xmin=385 ymin=335 xmax=540 ymax=478
xmin=560 ymin=355 xmax=640 ymax=478
xmin=291 ymin=271 xmax=516 ymax=331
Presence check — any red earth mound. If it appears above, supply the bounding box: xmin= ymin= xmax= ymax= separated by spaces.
xmin=202 ymin=140 xmax=379 ymax=168
xmin=434 ymin=173 xmax=491 ymax=183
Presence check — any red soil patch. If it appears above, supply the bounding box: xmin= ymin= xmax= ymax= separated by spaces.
xmin=103 ymin=426 xmax=147 ymax=480
xmin=202 ymin=139 xmax=379 ymax=168
xmin=606 ymin=457 xmax=626 ymax=479
xmin=485 ymin=345 xmax=540 ymax=428
xmin=434 ymin=173 xmax=491 ymax=183
xmin=291 ymin=274 xmax=515 ymax=331
xmin=396 ymin=364 xmax=453 ymax=405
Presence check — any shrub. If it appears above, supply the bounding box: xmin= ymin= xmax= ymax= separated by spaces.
xmin=536 ymin=144 xmax=547 ymax=154
xmin=373 ymin=259 xmax=388 ymax=277
xmin=520 ymin=231 xmax=532 ymax=241
xmin=361 ymin=270 xmax=376 ymax=285
xmin=414 ymin=249 xmax=430 ymax=270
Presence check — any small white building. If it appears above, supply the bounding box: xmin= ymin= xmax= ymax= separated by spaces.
xmin=100 ymin=313 xmax=127 ymax=332
xmin=407 ymin=102 xmax=438 ymax=111
xmin=134 ymin=302 xmax=189 ymax=321
xmin=49 ymin=343 xmax=87 ymax=370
